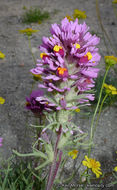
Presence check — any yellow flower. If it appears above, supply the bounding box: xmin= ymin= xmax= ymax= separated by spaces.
xmin=65 ymin=15 xmax=73 ymax=22
xmin=82 ymin=156 xmax=102 ymax=178
xmin=104 ymin=55 xmax=117 ymax=67
xmin=112 ymin=0 xmax=117 ymax=3
xmin=19 ymin=28 xmax=39 ymax=36
xmin=75 ymin=108 xmax=80 ymax=112
xmin=0 ymin=51 xmax=5 ymax=59
xmin=114 ymin=166 xmax=117 ymax=172
xmin=73 ymin=9 xmax=87 ymax=19
xmin=0 ymin=97 xmax=5 ymax=104
xmin=103 ymin=83 xmax=117 ymax=95
xmin=68 ymin=150 xmax=78 ymax=159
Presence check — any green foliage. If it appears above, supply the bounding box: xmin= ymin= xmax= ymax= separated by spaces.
xmin=22 ymin=8 xmax=50 ymax=24
xmin=0 ymin=159 xmax=46 ymax=190
xmin=93 ymin=74 xmax=117 ymax=107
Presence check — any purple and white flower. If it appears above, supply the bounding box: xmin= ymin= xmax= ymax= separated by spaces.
xmin=30 ymin=18 xmax=100 ymax=111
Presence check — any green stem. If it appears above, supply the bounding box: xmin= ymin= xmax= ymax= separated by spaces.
xmin=28 ymin=36 xmax=37 ymax=64
xmin=93 ymin=93 xmax=108 ymax=137
xmin=88 ymin=66 xmax=110 ymax=157
xmin=79 ymin=169 xmax=88 ymax=183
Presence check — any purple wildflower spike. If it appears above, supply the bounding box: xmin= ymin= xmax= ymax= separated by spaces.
xmin=30 ymin=18 xmax=100 ymax=110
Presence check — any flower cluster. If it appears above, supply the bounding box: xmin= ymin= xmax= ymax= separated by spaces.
xmin=82 ymin=155 xmax=102 ymax=178
xmin=30 ymin=18 xmax=100 ymax=112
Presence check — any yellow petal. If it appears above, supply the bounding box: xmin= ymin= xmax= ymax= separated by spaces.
xmin=92 ymin=168 xmax=102 ymax=178
xmin=112 ymin=0 xmax=117 ymax=4
xmin=75 ymin=43 xmax=80 ymax=49
xmin=82 ymin=160 xmax=88 ymax=167
xmin=0 ymin=97 xmax=5 ymax=104
xmin=72 ymin=155 xmax=77 ymax=159
xmin=0 ymin=51 xmax=5 ymax=59
xmin=85 ymin=155 xmax=90 ymax=162
xmin=112 ymin=91 xmax=117 ymax=95
xmin=96 ymin=161 xmax=101 ymax=167
xmin=103 ymin=83 xmax=108 ymax=88
xmin=114 ymin=166 xmax=117 ymax=172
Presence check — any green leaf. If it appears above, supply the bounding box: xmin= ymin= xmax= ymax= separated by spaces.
xmin=13 ymin=150 xmax=47 ymax=159
xmin=30 ymin=124 xmax=45 ymax=128
xmin=35 ymin=160 xmax=50 ymax=170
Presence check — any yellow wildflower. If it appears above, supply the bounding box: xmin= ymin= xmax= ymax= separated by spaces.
xmin=103 ymin=83 xmax=117 ymax=95
xmin=114 ymin=166 xmax=117 ymax=172
xmin=68 ymin=150 xmax=78 ymax=159
xmin=19 ymin=28 xmax=39 ymax=36
xmin=112 ymin=0 xmax=117 ymax=3
xmin=0 ymin=97 xmax=5 ymax=104
xmin=104 ymin=55 xmax=117 ymax=67
xmin=75 ymin=108 xmax=80 ymax=112
xmin=65 ymin=15 xmax=73 ymax=22
xmin=0 ymin=51 xmax=5 ymax=59
xmin=82 ymin=156 xmax=102 ymax=178
xmin=73 ymin=9 xmax=87 ymax=19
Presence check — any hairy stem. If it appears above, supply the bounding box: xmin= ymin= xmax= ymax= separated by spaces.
xmin=32 ymin=116 xmax=43 ymax=190
xmin=46 ymin=125 xmax=62 ymax=190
